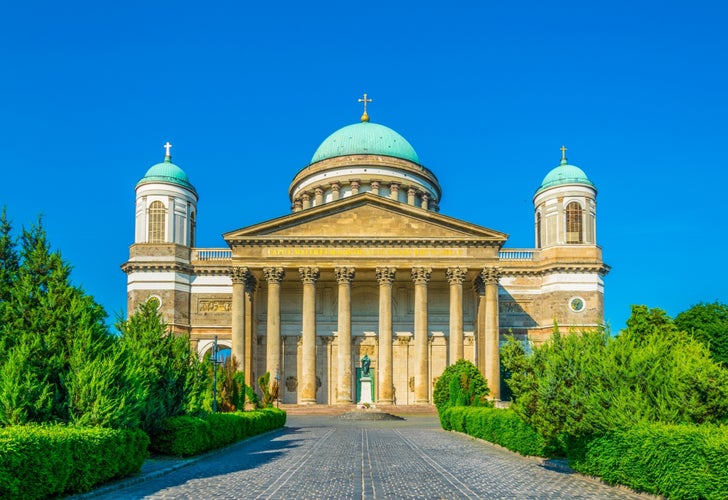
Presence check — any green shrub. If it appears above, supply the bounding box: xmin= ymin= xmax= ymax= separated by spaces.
xmin=151 ymin=408 xmax=286 ymax=457
xmin=569 ymin=423 xmax=728 ymax=499
xmin=0 ymin=425 xmax=148 ymax=499
xmin=433 ymin=359 xmax=491 ymax=417
xmin=440 ymin=406 xmax=551 ymax=457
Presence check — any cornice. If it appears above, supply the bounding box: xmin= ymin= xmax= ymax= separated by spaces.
xmin=225 ymin=237 xmax=503 ymax=248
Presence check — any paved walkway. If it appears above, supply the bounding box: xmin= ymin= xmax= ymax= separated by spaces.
xmin=80 ymin=413 xmax=653 ymax=499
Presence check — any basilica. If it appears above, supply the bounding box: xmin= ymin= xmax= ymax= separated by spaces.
xmin=122 ymin=98 xmax=608 ymax=405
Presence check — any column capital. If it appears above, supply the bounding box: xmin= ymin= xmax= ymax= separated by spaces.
xmin=411 ymin=266 xmax=432 ymax=285
xmin=299 ymin=266 xmax=320 ymax=284
xmin=230 ymin=266 xmax=250 ymax=284
xmin=350 ymin=180 xmax=360 ymax=194
xmin=335 ymin=266 xmax=356 ymax=284
xmin=376 ymin=266 xmax=397 ymax=285
xmin=481 ymin=267 xmax=501 ymax=285
xmin=446 ymin=266 xmax=468 ymax=285
xmin=263 ymin=266 xmax=285 ymax=284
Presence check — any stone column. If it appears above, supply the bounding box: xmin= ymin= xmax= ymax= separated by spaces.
xmin=299 ymin=267 xmax=320 ymax=404
xmin=411 ymin=267 xmax=431 ymax=404
xmin=335 ymin=267 xmax=355 ymax=404
xmin=302 ymin=193 xmax=311 ymax=210
xmin=376 ymin=267 xmax=396 ymax=404
xmin=421 ymin=193 xmax=429 ymax=210
xmin=350 ymin=180 xmax=360 ymax=195
xmin=390 ymin=183 xmax=400 ymax=201
xmin=314 ymin=187 xmax=324 ymax=206
xmin=482 ymin=267 xmax=501 ymax=400
xmin=473 ymin=276 xmax=486 ymax=375
xmin=331 ymin=183 xmax=340 ymax=201
xmin=292 ymin=199 xmax=302 ymax=212
xmin=243 ymin=274 xmax=257 ymax=387
xmin=446 ymin=267 xmax=468 ymax=364
xmin=407 ymin=187 xmax=416 ymax=206
xmin=370 ymin=181 xmax=380 ymax=195
xmin=230 ymin=266 xmax=248 ymax=371
xmin=263 ymin=267 xmax=285 ymax=394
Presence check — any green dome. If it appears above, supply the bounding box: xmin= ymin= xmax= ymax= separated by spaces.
xmin=311 ymin=121 xmax=420 ymax=164
xmin=137 ymin=156 xmax=196 ymax=192
xmin=536 ymin=158 xmax=595 ymax=195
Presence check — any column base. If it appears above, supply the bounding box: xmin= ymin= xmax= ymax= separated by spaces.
xmin=414 ymin=399 xmax=430 ymax=404
xmin=377 ymin=399 xmax=393 ymax=405
xmin=336 ymin=399 xmax=353 ymax=405
xmin=299 ymin=399 xmax=317 ymax=405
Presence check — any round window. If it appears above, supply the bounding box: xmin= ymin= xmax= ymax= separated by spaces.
xmin=569 ymin=297 xmax=585 ymax=312
xmin=146 ymin=295 xmax=162 ymax=311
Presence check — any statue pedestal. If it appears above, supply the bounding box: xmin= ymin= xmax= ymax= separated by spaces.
xmin=357 ymin=376 xmax=374 ymax=406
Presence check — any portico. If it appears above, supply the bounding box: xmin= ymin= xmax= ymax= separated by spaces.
xmin=224 ymin=193 xmax=506 ymax=404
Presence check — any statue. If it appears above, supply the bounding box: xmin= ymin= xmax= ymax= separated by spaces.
xmin=361 ymin=354 xmax=371 ymax=377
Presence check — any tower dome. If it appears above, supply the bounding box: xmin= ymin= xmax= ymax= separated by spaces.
xmin=535 ymin=155 xmax=595 ymax=196
xmin=137 ymin=152 xmax=196 ymax=193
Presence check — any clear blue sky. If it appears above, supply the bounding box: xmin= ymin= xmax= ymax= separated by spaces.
xmin=1 ymin=1 xmax=726 ymax=331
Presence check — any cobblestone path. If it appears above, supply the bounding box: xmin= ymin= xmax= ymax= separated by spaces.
xmin=87 ymin=414 xmax=651 ymax=499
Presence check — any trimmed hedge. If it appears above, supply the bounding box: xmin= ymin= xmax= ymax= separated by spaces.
xmin=568 ymin=423 xmax=728 ymax=499
xmin=440 ymin=406 xmax=550 ymax=457
xmin=0 ymin=425 xmax=148 ymax=499
xmin=151 ymin=408 xmax=287 ymax=456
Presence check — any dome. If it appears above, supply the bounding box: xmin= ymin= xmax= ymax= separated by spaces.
xmin=136 ymin=156 xmax=196 ymax=192
xmin=310 ymin=122 xmax=420 ymax=164
xmin=536 ymin=158 xmax=595 ymax=195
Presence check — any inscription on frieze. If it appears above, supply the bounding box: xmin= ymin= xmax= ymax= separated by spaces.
xmin=264 ymin=247 xmax=467 ymax=258
xmin=198 ymin=300 xmax=232 ymax=312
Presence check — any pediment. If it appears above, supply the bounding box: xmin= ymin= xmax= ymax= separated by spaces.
xmin=224 ymin=193 xmax=507 ymax=243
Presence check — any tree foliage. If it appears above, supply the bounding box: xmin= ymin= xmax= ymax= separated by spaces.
xmin=501 ymin=306 xmax=728 ymax=445
xmin=433 ymin=359 xmax=491 ymax=412
xmin=675 ymin=301 xmax=728 ymax=366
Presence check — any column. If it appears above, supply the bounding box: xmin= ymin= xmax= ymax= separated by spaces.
xmin=335 ymin=267 xmax=355 ymax=404
xmin=446 ymin=267 xmax=468 ymax=364
xmin=411 ymin=267 xmax=431 ymax=404
xmin=302 ymin=193 xmax=311 ymax=210
xmin=299 ymin=266 xmax=320 ymax=404
xmin=243 ymin=274 xmax=257 ymax=387
xmin=230 ymin=266 xmax=248 ymax=371
xmin=421 ymin=193 xmax=429 ymax=210
xmin=389 ymin=183 xmax=400 ymax=201
xmin=314 ymin=187 xmax=324 ymax=206
xmin=473 ymin=276 xmax=486 ymax=375
xmin=376 ymin=267 xmax=396 ymax=404
xmin=407 ymin=187 xmax=416 ymax=206
xmin=370 ymin=181 xmax=380 ymax=195
xmin=331 ymin=183 xmax=340 ymax=201
xmin=482 ymin=267 xmax=501 ymax=400
xmin=350 ymin=180 xmax=360 ymax=194
xmin=263 ymin=267 xmax=285 ymax=394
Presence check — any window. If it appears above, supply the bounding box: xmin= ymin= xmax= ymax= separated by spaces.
xmin=565 ymin=202 xmax=583 ymax=244
xmin=148 ymin=201 xmax=166 ymax=243
xmin=536 ymin=212 xmax=542 ymax=248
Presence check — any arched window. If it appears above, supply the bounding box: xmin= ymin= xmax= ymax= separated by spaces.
xmin=148 ymin=201 xmax=166 ymax=243
xmin=565 ymin=202 xmax=583 ymax=244
xmin=536 ymin=212 xmax=542 ymax=248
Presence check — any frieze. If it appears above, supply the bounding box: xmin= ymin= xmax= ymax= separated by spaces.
xmin=264 ymin=247 xmax=468 ymax=258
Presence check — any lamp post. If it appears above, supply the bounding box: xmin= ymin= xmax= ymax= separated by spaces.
xmin=212 ymin=336 xmax=219 ymax=413
xmin=275 ymin=370 xmax=281 ymax=408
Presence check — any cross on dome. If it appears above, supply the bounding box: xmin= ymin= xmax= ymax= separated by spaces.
xmin=358 ymin=93 xmax=372 ymax=122
xmin=560 ymin=145 xmax=568 ymax=163
xmin=164 ymin=141 xmax=172 ymax=158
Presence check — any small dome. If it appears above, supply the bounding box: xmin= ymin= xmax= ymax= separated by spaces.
xmin=310 ymin=121 xmax=420 ymax=164
xmin=536 ymin=158 xmax=595 ymax=195
xmin=137 ymin=156 xmax=196 ymax=192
